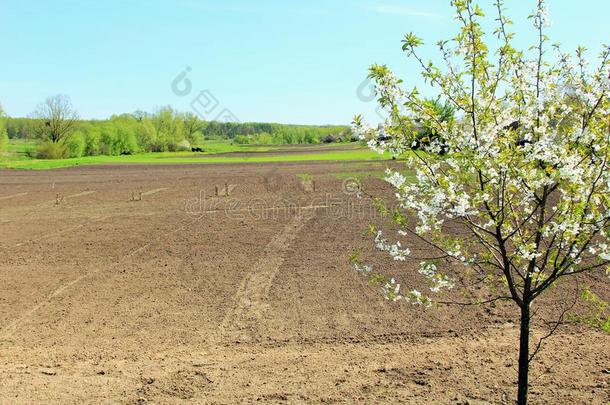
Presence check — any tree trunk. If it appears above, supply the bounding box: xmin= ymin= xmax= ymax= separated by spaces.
xmin=517 ymin=299 xmax=531 ymax=405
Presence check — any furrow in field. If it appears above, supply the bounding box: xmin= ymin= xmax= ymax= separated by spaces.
xmin=0 ymin=192 xmax=29 ymax=201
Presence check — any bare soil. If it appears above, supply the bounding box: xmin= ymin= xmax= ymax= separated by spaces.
xmin=0 ymin=161 xmax=608 ymax=404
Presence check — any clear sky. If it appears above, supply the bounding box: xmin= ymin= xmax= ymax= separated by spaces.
xmin=1 ymin=0 xmax=608 ymax=125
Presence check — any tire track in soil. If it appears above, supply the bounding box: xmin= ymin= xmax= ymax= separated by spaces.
xmin=0 ymin=191 xmax=100 ymax=228
xmin=0 ymin=192 xmax=29 ymax=201
xmin=133 ymin=212 xmax=313 ymax=403
xmin=66 ymin=190 xmax=96 ymax=199
xmin=141 ymin=187 xmax=169 ymax=196
xmin=0 ymin=218 xmax=194 ymax=341
xmin=3 ymin=187 xmax=172 ymax=250
xmin=216 ymin=212 xmax=313 ymax=344
xmin=9 ymin=215 xmax=108 ymax=248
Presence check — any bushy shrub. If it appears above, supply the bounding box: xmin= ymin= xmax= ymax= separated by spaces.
xmin=234 ymin=135 xmax=251 ymax=144
xmin=166 ymin=140 xmax=178 ymax=152
xmin=99 ymin=126 xmax=118 ymax=155
xmin=176 ymin=139 xmax=191 ymax=151
xmin=115 ymin=127 xmax=139 ymax=155
xmin=135 ymin=120 xmax=155 ymax=151
xmin=304 ymin=132 xmax=320 ymax=144
xmin=63 ymin=131 xmax=85 ymax=158
xmin=84 ymin=127 xmax=101 ymax=156
xmin=256 ymin=132 xmax=273 ymax=144
xmin=36 ymin=142 xmax=67 ymax=159
xmin=0 ymin=127 xmax=8 ymax=153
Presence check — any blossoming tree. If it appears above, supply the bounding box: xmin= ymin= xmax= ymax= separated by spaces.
xmin=352 ymin=1 xmax=610 ymax=403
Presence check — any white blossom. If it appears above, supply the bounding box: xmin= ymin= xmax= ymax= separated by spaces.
xmin=385 ymin=169 xmax=407 ymax=189
xmin=351 ymin=0 xmax=610 ymax=308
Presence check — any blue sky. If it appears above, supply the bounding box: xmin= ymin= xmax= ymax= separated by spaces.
xmin=1 ymin=0 xmax=608 ymax=124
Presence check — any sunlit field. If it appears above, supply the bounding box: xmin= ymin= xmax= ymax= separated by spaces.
xmin=1 ymin=140 xmax=390 ymax=170
xmin=1 ymin=0 xmax=609 ymax=403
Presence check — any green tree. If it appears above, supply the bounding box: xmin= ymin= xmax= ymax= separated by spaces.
xmin=135 ymin=118 xmax=156 ymax=151
xmin=0 ymin=104 xmax=8 ymax=153
xmin=0 ymin=127 xmax=9 ymax=154
xmin=115 ymin=126 xmax=139 ymax=155
xmin=181 ymin=111 xmax=205 ymax=144
xmin=64 ymin=131 xmax=86 ymax=158
xmin=83 ymin=126 xmax=101 ymax=156
xmin=31 ymin=95 xmax=78 ymax=143
xmin=256 ymin=132 xmax=273 ymax=144
xmin=152 ymin=106 xmax=185 ymax=151
xmin=99 ymin=125 xmax=118 ymax=155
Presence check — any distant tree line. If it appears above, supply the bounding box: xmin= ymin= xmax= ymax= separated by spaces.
xmin=0 ymin=105 xmax=8 ymax=153
xmin=1 ymin=95 xmax=351 ymax=159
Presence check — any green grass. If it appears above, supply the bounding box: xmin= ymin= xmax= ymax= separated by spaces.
xmin=196 ymin=140 xmax=274 ymax=154
xmin=5 ymin=139 xmax=36 ymax=154
xmin=0 ymin=140 xmax=392 ymax=170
